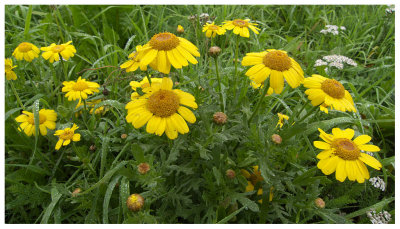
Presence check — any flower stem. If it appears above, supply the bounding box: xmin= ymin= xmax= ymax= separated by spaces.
xmin=145 ymin=70 xmax=152 ymax=85
xmin=213 ymin=56 xmax=225 ymax=112
xmin=60 ymin=58 xmax=68 ymax=81
xmin=233 ymin=35 xmax=239 ymax=96
xmin=9 ymin=80 xmax=25 ymax=109
xmin=247 ymin=79 xmax=270 ymax=125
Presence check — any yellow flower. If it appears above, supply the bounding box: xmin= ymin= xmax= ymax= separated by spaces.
xmin=249 ymin=81 xmax=273 ymax=95
xmin=314 ymin=128 xmax=382 ymax=183
xmin=277 ymin=113 xmax=289 ymax=128
xmin=129 ymin=77 xmax=163 ymax=99
xmin=120 ymin=45 xmax=148 ymax=72
xmin=15 ymin=109 xmax=57 ymax=136
xmin=41 ymin=41 xmax=77 ymax=63
xmin=241 ymin=166 xmax=273 ymax=202
xmin=304 ymin=74 xmax=356 ymax=113
xmin=202 ymin=22 xmax=226 ymax=38
xmin=54 ymin=124 xmax=81 ymax=150
xmin=223 ymin=19 xmax=260 ymax=38
xmin=5 ymin=58 xmax=17 ymax=80
xmin=176 ymin=25 xmax=184 ymax=34
xmin=242 ymin=49 xmax=304 ymax=94
xmin=135 ymin=32 xmax=200 ymax=74
xmin=125 ymin=77 xmax=197 ymax=140
xmin=62 ymin=77 xmax=100 ymax=101
xmin=12 ymin=42 xmax=40 ymax=62
xmin=75 ymin=99 xmax=107 ymax=116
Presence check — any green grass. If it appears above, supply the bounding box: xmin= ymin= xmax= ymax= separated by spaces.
xmin=5 ymin=5 xmax=394 ymax=223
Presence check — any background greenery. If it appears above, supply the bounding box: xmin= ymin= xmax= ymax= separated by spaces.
xmin=4 ymin=5 xmax=394 ymax=223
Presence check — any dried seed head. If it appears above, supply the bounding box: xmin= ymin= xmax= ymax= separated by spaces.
xmin=271 ymin=134 xmax=282 ymax=144
xmin=226 ymin=169 xmax=236 ymax=179
xmin=89 ymin=145 xmax=97 ymax=151
xmin=208 ymin=46 xmax=222 ymax=57
xmin=72 ymin=188 xmax=81 ymax=197
xmin=121 ymin=133 xmax=128 ymax=139
xmin=314 ymin=198 xmax=325 ymax=208
xmin=138 ymin=162 xmax=150 ymax=175
xmin=126 ymin=194 xmax=145 ymax=212
xmin=103 ymin=87 xmax=109 ymax=96
xmin=213 ymin=112 xmax=227 ymax=125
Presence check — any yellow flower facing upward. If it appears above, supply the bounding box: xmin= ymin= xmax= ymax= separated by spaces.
xmin=15 ymin=109 xmax=57 ymax=136
xmin=202 ymin=22 xmax=226 ymax=38
xmin=120 ymin=45 xmax=148 ymax=73
xmin=12 ymin=42 xmax=40 ymax=62
xmin=41 ymin=41 xmax=77 ymax=63
xmin=304 ymin=74 xmax=356 ymax=113
xmin=223 ymin=19 xmax=260 ymax=38
xmin=54 ymin=124 xmax=81 ymax=150
xmin=5 ymin=58 xmax=17 ymax=80
xmin=242 ymin=49 xmax=304 ymax=94
xmin=62 ymin=77 xmax=100 ymax=101
xmin=241 ymin=166 xmax=273 ymax=203
xmin=129 ymin=77 xmax=163 ymax=99
xmin=314 ymin=128 xmax=382 ymax=183
xmin=176 ymin=25 xmax=184 ymax=34
xmin=277 ymin=113 xmax=289 ymax=128
xmin=135 ymin=32 xmax=200 ymax=74
xmin=125 ymin=77 xmax=197 ymax=140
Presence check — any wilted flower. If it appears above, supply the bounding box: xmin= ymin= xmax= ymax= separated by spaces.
xmin=121 ymin=133 xmax=128 ymax=139
xmin=138 ymin=162 xmax=150 ymax=174
xmin=208 ymin=46 xmax=222 ymax=57
xmin=271 ymin=134 xmax=282 ymax=144
xmin=213 ymin=112 xmax=227 ymax=125
xmin=226 ymin=169 xmax=236 ymax=179
xmin=314 ymin=198 xmax=325 ymax=208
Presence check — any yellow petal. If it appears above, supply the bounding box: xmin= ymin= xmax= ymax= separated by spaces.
xmin=359 ymin=153 xmax=382 ymax=170
xmin=358 ymin=144 xmax=380 ymax=152
xmin=146 ymin=116 xmax=162 ymax=134
xmin=314 ymin=141 xmax=331 ymax=150
xmin=177 ymin=106 xmax=196 ymax=123
xmin=335 ymin=159 xmax=347 ymax=182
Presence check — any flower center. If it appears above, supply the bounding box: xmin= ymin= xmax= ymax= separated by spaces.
xmin=149 ymin=32 xmax=180 ymax=51
xmin=232 ymin=19 xmax=249 ymax=28
xmin=320 ymin=79 xmax=345 ymax=99
xmin=146 ymin=90 xmax=180 ymax=117
xmin=18 ymin=42 xmax=32 ymax=52
xmin=72 ymin=81 xmax=89 ymax=91
xmin=60 ymin=130 xmax=74 ymax=140
xmin=52 ymin=45 xmax=65 ymax=53
xmin=209 ymin=25 xmax=219 ymax=30
xmin=27 ymin=113 xmax=46 ymax=125
xmin=332 ymin=138 xmax=360 ymax=160
xmin=263 ymin=51 xmax=292 ymax=71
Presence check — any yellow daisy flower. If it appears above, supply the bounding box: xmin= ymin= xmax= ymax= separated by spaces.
xmin=136 ymin=32 xmax=200 ymax=74
xmin=120 ymin=45 xmax=148 ymax=72
xmin=12 ymin=42 xmax=40 ymax=62
xmin=304 ymin=74 xmax=356 ymax=113
xmin=41 ymin=41 xmax=76 ymax=63
xmin=62 ymin=77 xmax=100 ymax=101
xmin=202 ymin=22 xmax=226 ymax=38
xmin=314 ymin=128 xmax=382 ymax=183
xmin=222 ymin=19 xmax=260 ymax=38
xmin=5 ymin=58 xmax=17 ymax=80
xmin=276 ymin=113 xmax=289 ymax=128
xmin=241 ymin=166 xmax=273 ymax=202
xmin=54 ymin=124 xmax=81 ymax=150
xmin=249 ymin=81 xmax=273 ymax=95
xmin=242 ymin=49 xmax=304 ymax=94
xmin=129 ymin=77 xmax=163 ymax=99
xmin=15 ymin=109 xmax=57 ymax=136
xmin=176 ymin=25 xmax=184 ymax=34
xmin=75 ymin=99 xmax=107 ymax=116
xmin=125 ymin=77 xmax=197 ymax=140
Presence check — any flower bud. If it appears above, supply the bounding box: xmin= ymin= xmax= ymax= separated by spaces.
xmin=126 ymin=194 xmax=145 ymax=212
xmin=213 ymin=112 xmax=227 ymax=125
xmin=138 ymin=162 xmax=150 ymax=175
xmin=314 ymin=198 xmax=325 ymax=209
xmin=89 ymin=144 xmax=97 ymax=151
xmin=72 ymin=188 xmax=81 ymax=197
xmin=208 ymin=46 xmax=222 ymax=57
xmin=226 ymin=169 xmax=236 ymax=179
xmin=176 ymin=25 xmax=184 ymax=34
xmin=103 ymin=87 xmax=109 ymax=96
xmin=271 ymin=134 xmax=282 ymax=144
xmin=121 ymin=133 xmax=128 ymax=139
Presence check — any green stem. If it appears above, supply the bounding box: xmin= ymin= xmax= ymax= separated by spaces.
xmin=60 ymin=58 xmax=68 ymax=81
xmin=247 ymin=79 xmax=270 ymax=125
xmin=9 ymin=81 xmax=25 ymax=109
xmin=213 ymin=57 xmax=225 ymax=112
xmin=145 ymin=70 xmax=152 ymax=85
xmin=233 ymin=35 xmax=239 ymax=96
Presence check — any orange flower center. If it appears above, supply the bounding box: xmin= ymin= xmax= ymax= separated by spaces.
xmin=149 ymin=32 xmax=180 ymax=51
xmin=332 ymin=138 xmax=360 ymax=160
xmin=27 ymin=113 xmax=46 ymax=125
xmin=320 ymin=79 xmax=345 ymax=99
xmin=60 ymin=130 xmax=74 ymax=140
xmin=52 ymin=45 xmax=65 ymax=53
xmin=18 ymin=42 xmax=32 ymax=52
xmin=146 ymin=90 xmax=180 ymax=117
xmin=263 ymin=51 xmax=292 ymax=71
xmin=232 ymin=19 xmax=249 ymax=28
xmin=208 ymin=25 xmax=219 ymax=31
xmin=72 ymin=81 xmax=89 ymax=91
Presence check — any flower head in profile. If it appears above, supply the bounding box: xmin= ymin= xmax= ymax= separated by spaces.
xmin=62 ymin=77 xmax=100 ymax=101
xmin=75 ymin=99 xmax=107 ymax=116
xmin=54 ymin=124 xmax=81 ymax=150
xmin=41 ymin=41 xmax=77 ymax=63
xmin=15 ymin=109 xmax=57 ymax=136
xmin=223 ymin=19 xmax=260 ymax=38
xmin=120 ymin=45 xmax=148 ymax=73
xmin=242 ymin=49 xmax=304 ymax=94
xmin=202 ymin=22 xmax=226 ymax=38
xmin=241 ymin=166 xmax=273 ymax=203
xmin=304 ymin=74 xmax=356 ymax=113
xmin=129 ymin=77 xmax=163 ymax=99
xmin=276 ymin=113 xmax=289 ymax=128
xmin=5 ymin=58 xmax=17 ymax=80
xmin=125 ymin=77 xmax=197 ymax=140
xmin=12 ymin=42 xmax=40 ymax=62
xmin=314 ymin=128 xmax=382 ymax=183
xmin=249 ymin=81 xmax=274 ymax=95
xmin=135 ymin=32 xmax=200 ymax=74
xmin=176 ymin=25 xmax=184 ymax=34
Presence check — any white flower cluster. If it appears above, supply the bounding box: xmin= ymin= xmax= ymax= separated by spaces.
xmin=320 ymin=25 xmax=346 ymax=35
xmin=369 ymin=176 xmax=386 ymax=191
xmin=366 ymin=209 xmax=391 ymax=224
xmin=314 ymin=55 xmax=357 ymax=70
xmin=386 ymin=6 xmax=395 ymax=14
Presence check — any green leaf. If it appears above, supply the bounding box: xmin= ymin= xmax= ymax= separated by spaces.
xmin=316 ymin=209 xmax=351 ymax=223
xmin=5 ymin=164 xmax=51 ymax=175
xmin=103 ymin=175 xmax=122 ymax=224
xmin=212 ymin=167 xmax=223 ymax=186
xmin=236 ymin=195 xmax=259 ymax=212
xmin=345 ymin=197 xmax=394 ymax=219
xmin=5 ymin=107 xmax=22 ymax=121
xmin=217 ymin=206 xmax=246 ymax=224
xmin=40 ymin=186 xmax=62 ymax=224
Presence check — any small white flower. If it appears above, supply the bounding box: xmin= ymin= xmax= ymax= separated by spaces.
xmin=314 ymin=59 xmax=328 ymax=67
xmin=369 ymin=176 xmax=386 ymax=191
xmin=367 ymin=209 xmax=391 ymax=224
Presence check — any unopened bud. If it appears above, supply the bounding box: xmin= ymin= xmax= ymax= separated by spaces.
xmin=198 ymin=86 xmax=205 ymax=91
xmin=103 ymin=87 xmax=109 ymax=96
xmin=126 ymin=194 xmax=145 ymax=212
xmin=89 ymin=145 xmax=96 ymax=151
xmin=175 ymin=81 xmax=180 ymax=86
xmin=138 ymin=162 xmax=150 ymax=175
xmin=72 ymin=188 xmax=81 ymax=197
xmin=121 ymin=133 xmax=128 ymax=139
xmin=176 ymin=25 xmax=184 ymax=34
xmin=271 ymin=134 xmax=282 ymax=144
xmin=226 ymin=169 xmax=236 ymax=179
xmin=208 ymin=46 xmax=222 ymax=57
xmin=213 ymin=112 xmax=227 ymax=125
xmin=314 ymin=198 xmax=325 ymax=209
